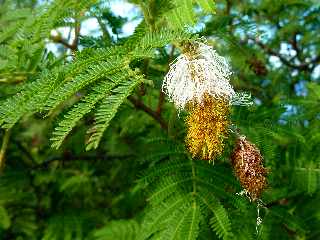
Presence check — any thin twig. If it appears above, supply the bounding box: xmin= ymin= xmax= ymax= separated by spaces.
xmin=50 ymin=14 xmax=82 ymax=52
xmin=190 ymin=157 xmax=197 ymax=195
xmin=128 ymin=96 xmax=168 ymax=131
xmin=95 ymin=15 xmax=112 ymax=42
xmin=225 ymin=0 xmax=232 ymax=15
xmin=0 ymin=129 xmax=11 ymax=171
xmin=156 ymin=90 xmax=165 ymax=115
xmin=71 ymin=16 xmax=82 ymax=51
xmin=50 ymin=34 xmax=77 ymax=51
xmin=249 ymin=37 xmax=319 ymax=71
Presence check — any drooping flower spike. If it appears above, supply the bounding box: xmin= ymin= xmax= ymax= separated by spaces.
xmin=185 ymin=94 xmax=230 ymax=161
xmin=162 ymin=40 xmax=252 ymax=161
xmin=231 ymin=136 xmax=267 ymax=201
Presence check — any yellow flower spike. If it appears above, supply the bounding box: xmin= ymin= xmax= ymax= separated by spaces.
xmin=185 ymin=94 xmax=230 ymax=162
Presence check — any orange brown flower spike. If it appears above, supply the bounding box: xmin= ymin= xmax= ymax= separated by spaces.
xmin=231 ymin=136 xmax=267 ymax=201
xmin=185 ymin=94 xmax=230 ymax=161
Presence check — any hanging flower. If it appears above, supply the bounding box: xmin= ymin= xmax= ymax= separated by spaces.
xmin=231 ymin=136 xmax=267 ymax=201
xmin=162 ymin=40 xmax=252 ymax=161
xmin=162 ymin=41 xmax=235 ymax=110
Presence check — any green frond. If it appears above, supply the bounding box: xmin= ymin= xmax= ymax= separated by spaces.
xmin=147 ymin=174 xmax=192 ymax=205
xmin=139 ymin=159 xmax=190 ymax=185
xmin=93 ymin=220 xmax=140 ymax=240
xmin=138 ymin=156 xmax=239 ymax=239
xmin=59 ymin=174 xmax=91 ymax=193
xmin=264 ymin=206 xmax=307 ymax=237
xmin=0 ymin=8 xmax=31 ymax=24
xmin=161 ymin=202 xmax=200 ymax=240
xmin=85 ymin=73 xmax=143 ymax=150
xmin=44 ymin=57 xmax=124 ymax=112
xmin=197 ymin=191 xmax=233 ymax=239
xmin=165 ymin=0 xmax=195 ymax=30
xmin=0 ymin=69 xmax=63 ymax=128
xmin=139 ymin=197 xmax=186 ymax=240
xmin=0 ymin=206 xmax=10 ymax=230
xmin=139 ymin=149 xmax=187 ymax=164
xmin=177 ymin=201 xmax=201 ymax=240
xmin=50 ymin=69 xmax=133 ymax=149
xmin=194 ymin=164 xmax=238 ymax=200
xmin=261 ymin=204 xmax=307 ymax=240
xmin=139 ymin=137 xmax=187 ymax=164
xmin=132 ymin=29 xmax=192 ymax=58
xmin=196 ymin=0 xmax=216 ymax=13
xmin=42 ymin=212 xmax=93 ymax=240
xmin=68 ymin=47 xmax=123 ymax=77
xmin=165 ymin=0 xmax=216 ymax=30
xmin=293 ymin=162 xmax=319 ymax=194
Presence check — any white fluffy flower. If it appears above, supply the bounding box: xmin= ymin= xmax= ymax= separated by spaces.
xmin=162 ymin=42 xmax=236 ymax=109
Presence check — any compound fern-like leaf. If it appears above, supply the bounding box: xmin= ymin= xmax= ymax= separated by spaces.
xmin=85 ymin=72 xmax=143 ymax=150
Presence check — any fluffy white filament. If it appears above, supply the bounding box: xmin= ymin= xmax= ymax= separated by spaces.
xmin=162 ymin=42 xmax=236 ymax=109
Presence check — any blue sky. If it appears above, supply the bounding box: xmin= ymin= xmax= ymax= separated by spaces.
xmin=47 ymin=0 xmax=141 ymax=53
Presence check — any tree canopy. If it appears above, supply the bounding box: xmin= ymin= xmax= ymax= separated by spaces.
xmin=0 ymin=0 xmax=319 ymax=239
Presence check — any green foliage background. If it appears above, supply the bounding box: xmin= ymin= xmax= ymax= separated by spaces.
xmin=0 ymin=0 xmax=319 ymax=239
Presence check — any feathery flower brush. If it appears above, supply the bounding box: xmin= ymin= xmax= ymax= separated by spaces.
xmin=163 ymin=40 xmax=251 ymax=161
xmin=162 ymin=41 xmax=235 ymax=110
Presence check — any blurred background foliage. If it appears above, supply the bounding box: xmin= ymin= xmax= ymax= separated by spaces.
xmin=0 ymin=0 xmax=319 ymax=239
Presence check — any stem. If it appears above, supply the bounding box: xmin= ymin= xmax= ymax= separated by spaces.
xmin=50 ymin=13 xmax=82 ymax=52
xmin=50 ymin=35 xmax=77 ymax=51
xmin=71 ymin=17 xmax=81 ymax=52
xmin=95 ymin=16 xmax=112 ymax=42
xmin=140 ymin=1 xmax=155 ymax=32
xmin=190 ymin=157 xmax=197 ymax=195
xmin=249 ymin=37 xmax=318 ymax=71
xmin=128 ymin=96 xmax=168 ymax=131
xmin=0 ymin=130 xmax=11 ymax=171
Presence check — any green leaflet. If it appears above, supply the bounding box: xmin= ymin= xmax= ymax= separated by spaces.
xmin=85 ymin=73 xmax=143 ymax=150
xmin=203 ymin=193 xmax=233 ymax=240
xmin=42 ymin=212 xmax=90 ymax=240
xmin=93 ymin=220 xmax=140 ymax=240
xmin=50 ymin=68 xmax=134 ymax=149
xmin=162 ymin=202 xmax=200 ymax=240
xmin=0 ymin=69 xmax=63 ymax=128
xmin=138 ymin=197 xmax=186 ymax=240
xmin=165 ymin=0 xmax=216 ymax=30
xmin=178 ymin=202 xmax=201 ymax=240
xmin=0 ymin=206 xmax=10 ymax=230
xmin=197 ymin=0 xmax=216 ymax=13
xmin=44 ymin=57 xmax=124 ymax=112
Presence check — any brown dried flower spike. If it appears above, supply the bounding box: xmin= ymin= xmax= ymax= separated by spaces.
xmin=231 ymin=136 xmax=267 ymax=201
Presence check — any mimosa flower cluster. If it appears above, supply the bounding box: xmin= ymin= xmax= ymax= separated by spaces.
xmin=162 ymin=40 xmax=267 ymax=199
xmin=163 ymin=40 xmax=249 ymax=161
